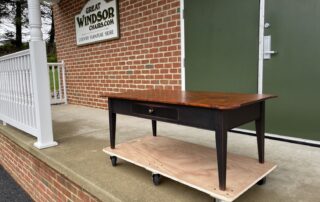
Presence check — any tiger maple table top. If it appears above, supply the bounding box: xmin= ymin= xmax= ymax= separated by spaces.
xmin=101 ymin=90 xmax=276 ymax=110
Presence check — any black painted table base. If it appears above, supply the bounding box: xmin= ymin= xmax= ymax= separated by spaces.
xmin=108 ymin=98 xmax=266 ymax=191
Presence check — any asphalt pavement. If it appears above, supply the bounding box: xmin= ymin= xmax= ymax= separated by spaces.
xmin=0 ymin=165 xmax=33 ymax=202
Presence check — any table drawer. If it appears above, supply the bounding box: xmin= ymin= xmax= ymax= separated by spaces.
xmin=132 ymin=103 xmax=178 ymax=120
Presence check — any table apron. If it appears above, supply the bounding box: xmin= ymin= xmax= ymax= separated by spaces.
xmin=223 ymin=103 xmax=261 ymax=129
xmin=109 ymin=98 xmax=262 ymax=132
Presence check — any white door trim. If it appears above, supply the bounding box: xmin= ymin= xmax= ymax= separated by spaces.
xmin=258 ymin=0 xmax=266 ymax=94
xmin=180 ymin=0 xmax=186 ymax=91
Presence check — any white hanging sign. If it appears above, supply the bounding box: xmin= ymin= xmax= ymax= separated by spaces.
xmin=75 ymin=0 xmax=119 ymax=46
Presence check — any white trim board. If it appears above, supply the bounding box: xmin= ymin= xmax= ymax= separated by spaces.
xmin=258 ymin=0 xmax=265 ymax=94
xmin=232 ymin=128 xmax=320 ymax=146
xmin=180 ymin=0 xmax=186 ymax=91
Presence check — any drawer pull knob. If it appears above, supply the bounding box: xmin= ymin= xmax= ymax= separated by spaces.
xmin=148 ymin=108 xmax=154 ymax=114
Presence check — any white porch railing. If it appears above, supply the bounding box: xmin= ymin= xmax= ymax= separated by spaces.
xmin=0 ymin=50 xmax=38 ymax=136
xmin=0 ymin=0 xmax=58 ymax=149
xmin=48 ymin=61 xmax=67 ymax=105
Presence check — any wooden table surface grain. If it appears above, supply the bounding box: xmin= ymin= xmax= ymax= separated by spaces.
xmin=101 ymin=90 xmax=276 ymax=110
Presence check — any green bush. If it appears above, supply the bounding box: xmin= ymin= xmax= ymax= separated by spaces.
xmin=47 ymin=53 xmax=57 ymax=62
xmin=0 ymin=42 xmax=29 ymax=57
xmin=49 ymin=68 xmax=60 ymax=92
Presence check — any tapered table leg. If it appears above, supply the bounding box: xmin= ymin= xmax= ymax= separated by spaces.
xmin=255 ymin=102 xmax=265 ymax=163
xmin=109 ymin=100 xmax=117 ymax=149
xmin=152 ymin=120 xmax=157 ymax=136
xmin=215 ymin=113 xmax=228 ymax=191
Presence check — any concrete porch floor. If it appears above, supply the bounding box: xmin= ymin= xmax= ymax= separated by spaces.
xmin=1 ymin=104 xmax=319 ymax=202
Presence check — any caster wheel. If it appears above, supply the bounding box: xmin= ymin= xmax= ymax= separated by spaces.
xmin=110 ymin=156 xmax=117 ymax=167
xmin=152 ymin=174 xmax=161 ymax=186
xmin=257 ymin=177 xmax=266 ymax=185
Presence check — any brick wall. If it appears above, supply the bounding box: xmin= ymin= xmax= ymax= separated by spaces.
xmin=0 ymin=133 xmax=100 ymax=202
xmin=53 ymin=0 xmax=181 ymax=109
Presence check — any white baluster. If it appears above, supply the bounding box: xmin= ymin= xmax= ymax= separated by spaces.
xmin=57 ymin=65 xmax=62 ymax=100
xmin=62 ymin=61 xmax=67 ymax=104
xmin=52 ymin=65 xmax=57 ymax=100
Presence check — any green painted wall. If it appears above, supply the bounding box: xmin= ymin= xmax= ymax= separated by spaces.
xmin=185 ymin=0 xmax=259 ymax=93
xmin=185 ymin=0 xmax=320 ymax=141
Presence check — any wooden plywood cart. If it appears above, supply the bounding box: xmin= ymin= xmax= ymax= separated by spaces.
xmin=101 ymin=90 xmax=277 ymax=202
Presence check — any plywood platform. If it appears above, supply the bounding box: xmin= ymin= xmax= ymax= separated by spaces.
xmin=103 ymin=136 xmax=277 ymax=202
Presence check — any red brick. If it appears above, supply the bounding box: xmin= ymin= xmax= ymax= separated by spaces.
xmin=0 ymin=134 xmax=100 ymax=202
xmin=53 ymin=0 xmax=182 ymax=109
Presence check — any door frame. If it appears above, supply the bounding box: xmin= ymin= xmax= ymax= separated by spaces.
xmin=180 ymin=0 xmax=186 ymax=90
xmin=180 ymin=0 xmax=320 ymax=145
xmin=258 ymin=0 xmax=265 ymax=94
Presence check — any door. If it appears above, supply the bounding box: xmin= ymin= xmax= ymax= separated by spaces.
xmin=185 ymin=0 xmax=260 ymax=93
xmin=185 ymin=0 xmax=320 ymax=141
xmin=263 ymin=0 xmax=320 ymax=141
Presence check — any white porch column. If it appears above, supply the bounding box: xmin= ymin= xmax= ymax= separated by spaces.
xmin=28 ymin=0 xmax=58 ymax=149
